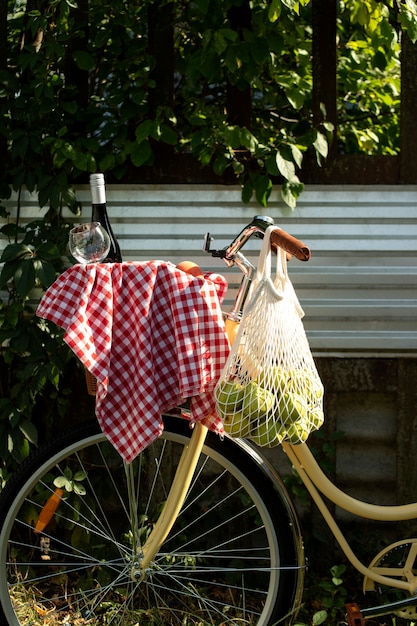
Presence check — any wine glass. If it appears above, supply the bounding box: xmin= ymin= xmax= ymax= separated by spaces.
xmin=69 ymin=222 xmax=111 ymax=264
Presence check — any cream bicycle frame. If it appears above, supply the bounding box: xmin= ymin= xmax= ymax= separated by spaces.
xmin=137 ymin=222 xmax=417 ymax=599
xmin=282 ymin=441 xmax=417 ymax=594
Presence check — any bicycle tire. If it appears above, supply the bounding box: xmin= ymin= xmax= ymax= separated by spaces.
xmin=0 ymin=416 xmax=303 ymax=625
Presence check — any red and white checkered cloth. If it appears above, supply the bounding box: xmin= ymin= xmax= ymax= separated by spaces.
xmin=36 ymin=261 xmax=230 ymax=463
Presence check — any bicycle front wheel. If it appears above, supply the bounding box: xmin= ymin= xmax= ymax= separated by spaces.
xmin=0 ymin=416 xmax=303 ymax=625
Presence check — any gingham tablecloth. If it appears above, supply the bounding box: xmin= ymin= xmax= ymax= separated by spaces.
xmin=36 ymin=261 xmax=230 ymax=463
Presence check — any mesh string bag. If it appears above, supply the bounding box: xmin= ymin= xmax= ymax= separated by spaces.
xmin=215 ymin=226 xmax=324 ymax=446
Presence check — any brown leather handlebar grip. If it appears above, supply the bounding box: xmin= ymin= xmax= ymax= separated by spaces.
xmin=270 ymin=228 xmax=311 ymax=261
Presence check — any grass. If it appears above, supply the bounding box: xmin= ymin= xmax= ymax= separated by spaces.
xmin=8 ymin=560 xmax=417 ymax=625
xmin=9 ymin=584 xmax=258 ymax=626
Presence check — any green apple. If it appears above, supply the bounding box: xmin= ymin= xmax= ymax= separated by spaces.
xmin=242 ymin=381 xmax=276 ymax=420
xmin=288 ymin=369 xmax=323 ymax=405
xmin=250 ymin=416 xmax=284 ymax=447
xmin=309 ymin=407 xmax=325 ymax=430
xmin=277 ymin=392 xmax=308 ymax=426
xmin=286 ymin=419 xmax=310 ymax=445
xmin=223 ymin=411 xmax=251 ymax=438
xmin=257 ymin=365 xmax=289 ymax=396
xmin=215 ymin=380 xmax=245 ymax=416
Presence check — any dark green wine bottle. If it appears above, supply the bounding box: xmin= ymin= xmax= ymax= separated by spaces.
xmin=90 ymin=173 xmax=123 ymax=263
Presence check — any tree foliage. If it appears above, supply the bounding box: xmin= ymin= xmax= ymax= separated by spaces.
xmin=337 ymin=0 xmax=403 ymax=154
xmin=1 ymin=0 xmax=414 ymax=210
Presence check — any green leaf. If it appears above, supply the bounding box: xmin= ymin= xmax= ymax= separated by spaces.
xmin=14 ymin=259 xmax=36 ymax=298
xmin=276 ymin=152 xmax=296 ymax=180
xmin=72 ymin=150 xmax=90 ymax=171
xmin=195 ymin=0 xmax=209 ymax=14
xmin=322 ymin=121 xmax=334 ymax=133
xmin=35 ymin=242 xmax=61 ymax=261
xmin=62 ymin=100 xmax=78 ymax=114
xmin=63 ymin=467 xmax=73 ymax=481
xmin=53 ymin=476 xmax=67 ymax=489
xmin=268 ymin=0 xmax=282 ymax=22
xmin=223 ymin=126 xmax=242 ymax=149
xmin=131 ymin=140 xmax=153 ymax=167
xmin=330 ymin=563 xmax=346 ymax=577
xmin=281 ymin=180 xmax=304 ymax=209
xmin=290 ymin=144 xmax=304 ymax=168
xmin=0 ymin=301 xmax=20 ymax=328
xmin=0 ymin=243 xmax=33 ymax=263
xmin=241 ymin=180 xmax=253 ymax=204
xmin=63 ymin=187 xmax=82 ymax=215
xmin=219 ymin=28 xmax=238 ymax=43
xmin=286 ymin=87 xmax=305 ymax=109
xmin=281 ymin=0 xmax=299 ymax=13
xmin=11 ymin=131 xmax=29 ymax=161
xmin=240 ymin=128 xmax=258 ymax=152
xmin=0 ymin=398 xmax=15 ymax=420
xmin=313 ymin=131 xmax=329 ymax=158
xmin=0 ymin=205 xmax=10 ymax=219
xmin=12 ymin=435 xmax=30 ymax=463
xmin=73 ymin=482 xmax=87 ymax=496
xmin=160 ymin=124 xmax=178 ymax=145
xmin=135 ymin=120 xmax=153 ymax=144
xmin=399 ymin=5 xmax=417 ymax=43
xmin=45 ymin=363 xmax=60 ymax=389
xmin=213 ymin=154 xmax=230 ymax=175
xmin=18 ymin=418 xmax=38 ymax=445
xmin=254 ymin=175 xmax=272 ymax=207
xmin=198 ymin=148 xmax=213 ymax=166
xmin=38 ymin=186 xmax=52 ymax=209
xmin=33 ymin=259 xmax=56 ymax=289
xmin=312 ymin=610 xmax=328 ymax=625
xmin=352 ymin=3 xmax=370 ymax=26
xmin=99 ymin=152 xmax=115 ymax=171
xmin=72 ymin=51 xmax=96 ymax=71
xmin=0 ymin=259 xmax=19 ymax=289
xmin=213 ymin=31 xmax=227 ymax=55
xmin=265 ymin=154 xmax=280 ymax=177
xmin=74 ymin=471 xmax=87 ymax=481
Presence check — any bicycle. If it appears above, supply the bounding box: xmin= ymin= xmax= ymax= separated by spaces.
xmin=0 ymin=215 xmax=416 ymax=626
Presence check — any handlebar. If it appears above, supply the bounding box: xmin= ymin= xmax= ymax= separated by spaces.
xmin=201 ymin=215 xmax=311 ymax=324
xmin=204 ymin=215 xmax=311 ymax=263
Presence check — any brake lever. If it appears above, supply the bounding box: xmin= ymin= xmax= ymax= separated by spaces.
xmin=203 ymin=233 xmax=227 ymax=258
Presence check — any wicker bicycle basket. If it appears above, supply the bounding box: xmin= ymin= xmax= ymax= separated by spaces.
xmin=84 ymin=367 xmax=97 ymax=396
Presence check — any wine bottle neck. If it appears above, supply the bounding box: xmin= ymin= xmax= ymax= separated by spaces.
xmin=91 ymin=203 xmax=108 ymax=222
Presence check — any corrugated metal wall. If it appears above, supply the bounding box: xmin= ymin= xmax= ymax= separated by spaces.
xmin=2 ymin=183 xmax=416 ymax=357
